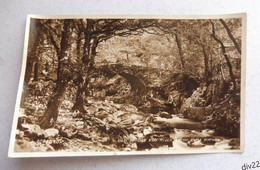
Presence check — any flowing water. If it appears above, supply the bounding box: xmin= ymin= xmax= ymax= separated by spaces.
xmin=147 ymin=114 xmax=239 ymax=151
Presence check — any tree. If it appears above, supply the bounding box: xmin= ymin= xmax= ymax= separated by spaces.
xmin=219 ymin=19 xmax=241 ymax=55
xmin=39 ymin=19 xmax=74 ymax=129
xmin=37 ymin=19 xmax=158 ymax=127
xmin=202 ymin=45 xmax=210 ymax=84
xmin=174 ymin=33 xmax=185 ymax=69
xmin=72 ymin=19 xmax=158 ymax=113
xmin=210 ymin=20 xmax=236 ymax=93
xmin=21 ymin=19 xmax=46 ymax=107
xmin=36 ymin=17 xmax=241 ymax=129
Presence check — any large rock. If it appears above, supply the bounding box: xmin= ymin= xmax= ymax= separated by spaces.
xmin=95 ymin=111 xmax=108 ymax=120
xmin=186 ymin=138 xmax=205 ymax=148
xmin=129 ymin=134 xmax=137 ymax=142
xmin=44 ymin=128 xmax=59 ymax=138
xmin=143 ymin=126 xmax=152 ymax=135
xmin=159 ymin=111 xmax=172 ymax=119
xmin=17 ymin=116 xmax=33 ymax=130
xmin=21 ymin=124 xmax=45 ymax=140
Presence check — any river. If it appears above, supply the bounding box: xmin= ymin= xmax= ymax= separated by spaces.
xmin=143 ymin=114 xmax=240 ymax=151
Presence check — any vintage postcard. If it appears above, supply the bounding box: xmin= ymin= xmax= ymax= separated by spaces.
xmin=9 ymin=13 xmax=246 ymax=157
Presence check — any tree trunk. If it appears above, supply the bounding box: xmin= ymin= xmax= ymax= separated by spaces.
xmin=219 ymin=19 xmax=241 ymax=55
xmin=211 ymin=21 xmax=236 ymax=93
xmin=72 ymin=76 xmax=90 ymax=112
xmin=39 ymin=19 xmax=72 ymax=129
xmin=39 ymin=81 xmax=68 ymax=129
xmin=217 ymin=49 xmax=226 ymax=81
xmin=174 ymin=33 xmax=185 ymax=69
xmin=202 ymin=45 xmax=210 ymax=85
xmin=72 ymin=39 xmax=98 ymax=112
xmin=72 ymin=20 xmax=98 ymax=112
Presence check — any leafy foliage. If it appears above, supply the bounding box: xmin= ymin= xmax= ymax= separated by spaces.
xmin=16 ymin=17 xmax=242 ymax=152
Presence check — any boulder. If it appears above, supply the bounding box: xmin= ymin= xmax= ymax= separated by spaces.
xmin=17 ymin=116 xmax=33 ymax=130
xmin=136 ymin=133 xmax=144 ymax=139
xmin=186 ymin=138 xmax=205 ymax=148
xmin=159 ymin=111 xmax=172 ymax=119
xmin=44 ymin=128 xmax=59 ymax=138
xmin=143 ymin=126 xmax=152 ymax=135
xmin=95 ymin=111 xmax=108 ymax=120
xmin=21 ymin=124 xmax=46 ymax=140
xmin=129 ymin=134 xmax=137 ymax=142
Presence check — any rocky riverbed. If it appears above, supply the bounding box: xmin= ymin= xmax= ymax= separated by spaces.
xmin=14 ymin=99 xmax=240 ymax=153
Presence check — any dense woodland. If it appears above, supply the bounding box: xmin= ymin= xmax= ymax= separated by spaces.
xmin=15 ymin=17 xmax=242 ymax=152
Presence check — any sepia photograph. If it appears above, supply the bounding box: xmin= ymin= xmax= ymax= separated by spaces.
xmin=8 ymin=14 xmax=246 ymax=157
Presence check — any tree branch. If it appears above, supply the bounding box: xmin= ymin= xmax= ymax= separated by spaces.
xmin=219 ymin=19 xmax=241 ymax=55
xmin=211 ymin=20 xmax=236 ymax=93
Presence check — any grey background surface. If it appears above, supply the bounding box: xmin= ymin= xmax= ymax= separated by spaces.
xmin=0 ymin=0 xmax=259 ymax=169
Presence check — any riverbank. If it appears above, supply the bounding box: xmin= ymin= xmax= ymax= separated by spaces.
xmin=14 ymin=99 xmax=239 ymax=152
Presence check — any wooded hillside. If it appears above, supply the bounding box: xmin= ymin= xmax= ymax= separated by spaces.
xmin=15 ymin=17 xmax=242 ymax=152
